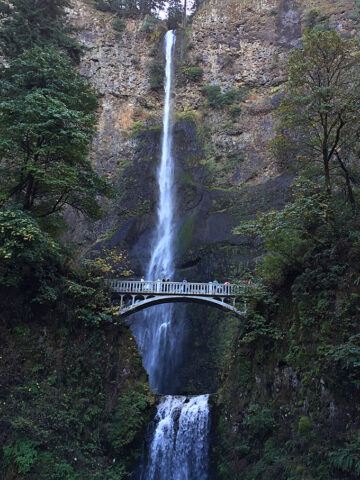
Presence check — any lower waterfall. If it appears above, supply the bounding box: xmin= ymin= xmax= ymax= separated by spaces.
xmin=139 ymin=396 xmax=210 ymax=480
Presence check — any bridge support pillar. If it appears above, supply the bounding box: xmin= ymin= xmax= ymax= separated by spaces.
xmin=120 ymin=295 xmax=124 ymax=308
xmin=131 ymin=295 xmax=136 ymax=305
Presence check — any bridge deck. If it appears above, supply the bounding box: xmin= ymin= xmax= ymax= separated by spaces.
xmin=110 ymin=280 xmax=241 ymax=297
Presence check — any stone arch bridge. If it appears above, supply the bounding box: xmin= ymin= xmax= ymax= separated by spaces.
xmin=110 ymin=280 xmax=247 ymax=317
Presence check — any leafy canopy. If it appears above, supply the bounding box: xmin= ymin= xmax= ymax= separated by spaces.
xmin=95 ymin=0 xmax=166 ymax=17
xmin=0 ymin=47 xmax=112 ymax=220
xmin=274 ymin=30 xmax=360 ymax=201
xmin=0 ymin=0 xmax=82 ymax=62
xmin=0 ymin=207 xmax=62 ymax=304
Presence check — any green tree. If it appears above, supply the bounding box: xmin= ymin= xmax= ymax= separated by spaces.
xmin=95 ymin=0 xmax=166 ymax=18
xmin=0 ymin=48 xmax=112 ymax=221
xmin=0 ymin=0 xmax=82 ymax=62
xmin=274 ymin=30 xmax=360 ymax=203
xmin=167 ymin=0 xmax=183 ymax=29
xmin=0 ymin=207 xmax=62 ymax=304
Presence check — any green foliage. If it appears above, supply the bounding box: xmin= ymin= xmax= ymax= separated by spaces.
xmin=329 ymin=435 xmax=360 ymax=477
xmin=0 ymin=208 xmax=62 ymax=298
xmin=324 ymin=334 xmax=360 ymax=385
xmin=230 ymin=104 xmax=241 ymax=119
xmin=183 ymin=66 xmax=204 ymax=82
xmin=203 ymin=85 xmax=247 ymax=109
xmin=140 ymin=14 xmax=165 ymax=38
xmin=175 ymin=110 xmax=198 ymax=123
xmin=304 ymin=8 xmax=329 ymax=31
xmin=3 ymin=438 xmax=38 ymax=474
xmin=234 ymin=179 xmax=329 ymax=286
xmin=112 ymin=17 xmax=126 ymax=31
xmin=130 ymin=121 xmax=148 ymax=135
xmin=149 ymin=62 xmax=164 ymax=89
xmin=14 ymin=325 xmax=31 ymax=337
xmin=244 ymin=404 xmax=276 ymax=442
xmin=349 ymin=11 xmax=358 ymax=21
xmin=0 ymin=0 xmax=83 ymax=62
xmin=167 ymin=0 xmax=183 ymax=29
xmin=298 ymin=416 xmax=313 ymax=436
xmin=0 ymin=47 xmax=112 ymax=221
xmin=273 ymin=30 xmax=360 ymax=200
xmin=108 ymin=387 xmax=154 ymax=453
xmin=94 ymin=0 xmax=166 ymax=18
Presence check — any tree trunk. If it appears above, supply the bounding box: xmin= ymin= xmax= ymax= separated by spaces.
xmin=183 ymin=0 xmax=187 ymax=27
xmin=335 ymin=151 xmax=356 ymax=207
xmin=323 ymin=148 xmax=332 ymax=195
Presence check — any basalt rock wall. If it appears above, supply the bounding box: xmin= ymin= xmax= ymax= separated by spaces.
xmin=66 ymin=0 xmax=356 ymax=279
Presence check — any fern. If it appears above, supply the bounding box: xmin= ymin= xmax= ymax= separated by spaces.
xmin=329 ymin=435 xmax=360 ymax=476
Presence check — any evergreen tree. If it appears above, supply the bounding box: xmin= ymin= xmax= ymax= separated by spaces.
xmin=0 ymin=0 xmax=83 ymax=62
xmin=0 ymin=48 xmax=112 ymax=221
xmin=95 ymin=0 xmax=165 ymax=17
xmin=167 ymin=0 xmax=183 ymax=29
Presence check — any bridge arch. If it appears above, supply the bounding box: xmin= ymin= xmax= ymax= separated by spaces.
xmin=110 ymin=280 xmax=247 ymax=317
xmin=115 ymin=295 xmax=244 ymax=318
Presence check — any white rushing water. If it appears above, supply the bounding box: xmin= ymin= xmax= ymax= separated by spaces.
xmin=132 ymin=30 xmax=211 ymax=480
xmin=140 ymin=395 xmax=210 ymax=480
xmin=131 ymin=30 xmax=183 ymax=393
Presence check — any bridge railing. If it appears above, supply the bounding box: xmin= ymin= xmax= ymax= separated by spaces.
xmin=110 ymin=280 xmax=243 ymax=296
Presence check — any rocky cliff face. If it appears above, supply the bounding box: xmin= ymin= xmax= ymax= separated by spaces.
xmin=66 ymin=0 xmax=356 ymax=278
xmin=62 ymin=0 xmax=359 ymax=398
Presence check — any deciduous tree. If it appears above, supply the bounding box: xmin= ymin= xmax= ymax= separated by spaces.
xmin=274 ymin=30 xmax=360 ymax=204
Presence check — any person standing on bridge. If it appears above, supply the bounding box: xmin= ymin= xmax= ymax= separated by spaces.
xmin=141 ymin=276 xmax=144 ymax=291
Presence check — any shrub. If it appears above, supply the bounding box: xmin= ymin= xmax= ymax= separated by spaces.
xmin=3 ymin=438 xmax=38 ymax=474
xmin=230 ymin=104 xmax=241 ymax=118
xmin=149 ymin=63 xmax=164 ymax=89
xmin=95 ymin=0 xmax=112 ymax=12
xmin=202 ymin=85 xmax=222 ymax=107
xmin=304 ymin=8 xmax=329 ymax=31
xmin=329 ymin=435 xmax=360 ymax=477
xmin=130 ymin=121 xmax=148 ymax=136
xmin=298 ymin=416 xmax=313 ymax=436
xmin=349 ymin=12 xmax=358 ymax=21
xmin=108 ymin=389 xmax=153 ymax=453
xmin=183 ymin=66 xmax=204 ymax=82
xmin=0 ymin=208 xmax=62 ymax=297
xmin=112 ymin=17 xmax=125 ymax=32
xmin=203 ymin=85 xmax=246 ymax=108
xmin=140 ymin=15 xmax=162 ymax=34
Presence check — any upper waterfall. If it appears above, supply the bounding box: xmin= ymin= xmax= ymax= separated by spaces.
xmin=131 ymin=30 xmax=183 ymax=393
xmin=147 ymin=30 xmax=176 ymax=281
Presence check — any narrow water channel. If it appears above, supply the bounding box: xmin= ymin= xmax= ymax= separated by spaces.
xmin=131 ymin=30 xmax=211 ymax=479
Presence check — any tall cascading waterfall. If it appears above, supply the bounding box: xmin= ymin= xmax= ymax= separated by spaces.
xmin=131 ymin=30 xmax=183 ymax=393
xmin=132 ymin=31 xmax=211 ymax=480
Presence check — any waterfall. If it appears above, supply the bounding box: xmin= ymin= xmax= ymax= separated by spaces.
xmin=132 ymin=30 xmax=211 ymax=480
xmin=139 ymin=396 xmax=210 ymax=480
xmin=131 ymin=30 xmax=183 ymax=394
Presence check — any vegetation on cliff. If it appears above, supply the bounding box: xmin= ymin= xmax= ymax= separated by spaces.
xmin=0 ymin=2 xmax=154 ymax=479
xmin=213 ymin=30 xmax=360 ymax=480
